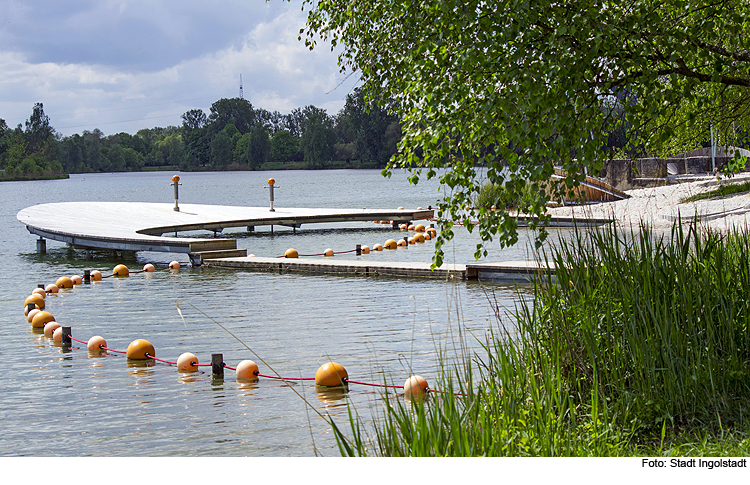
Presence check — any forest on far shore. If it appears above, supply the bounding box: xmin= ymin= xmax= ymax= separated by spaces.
xmin=0 ymin=87 xmax=401 ymax=181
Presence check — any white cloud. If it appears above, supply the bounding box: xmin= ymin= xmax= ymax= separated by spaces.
xmin=0 ymin=1 xmax=359 ymax=136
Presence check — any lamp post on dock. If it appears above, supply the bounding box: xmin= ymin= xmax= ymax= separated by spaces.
xmin=265 ymin=178 xmax=279 ymax=212
xmin=171 ymin=175 xmax=182 ymax=212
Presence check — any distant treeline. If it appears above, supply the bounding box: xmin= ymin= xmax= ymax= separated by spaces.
xmin=0 ymin=87 xmax=400 ymax=181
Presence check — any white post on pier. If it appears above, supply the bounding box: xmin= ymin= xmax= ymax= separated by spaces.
xmin=265 ymin=178 xmax=279 ymax=212
xmin=171 ymin=174 xmax=182 ymax=212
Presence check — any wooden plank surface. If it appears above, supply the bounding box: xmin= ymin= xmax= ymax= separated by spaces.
xmin=203 ymin=256 xmax=466 ymax=279
xmin=16 ymin=202 xmax=434 ymax=253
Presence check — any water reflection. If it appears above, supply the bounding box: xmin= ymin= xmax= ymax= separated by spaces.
xmin=315 ymin=385 xmax=348 ymax=404
xmin=177 ymin=370 xmax=203 ymax=384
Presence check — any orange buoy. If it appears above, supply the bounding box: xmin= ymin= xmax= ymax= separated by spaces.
xmin=408 ymin=224 xmax=415 ymax=231
xmin=27 ymin=308 xmax=41 ymax=323
xmin=172 ymin=174 xmax=180 ymax=183
xmin=397 ymin=206 xmax=404 ymax=210
xmin=45 ymin=283 xmax=59 ymax=294
xmin=31 ymin=311 xmax=55 ymax=329
xmin=24 ymin=294 xmax=45 ymax=311
xmin=399 ymin=223 xmax=408 ymax=230
xmin=315 ymin=362 xmax=348 ymax=387
xmin=373 ymin=243 xmax=383 ymax=251
xmin=168 ymin=261 xmax=180 ymax=270
xmin=143 ymin=263 xmax=155 ymax=272
xmin=44 ymin=321 xmax=60 ymax=338
xmin=397 ymin=239 xmax=407 ymax=247
xmin=90 ymin=270 xmax=102 ymax=281
xmin=285 ymin=248 xmax=299 ymax=258
xmin=177 ymin=352 xmax=199 ymax=371
xmin=404 ymin=375 xmax=429 ymax=399
xmin=414 ymin=224 xmax=425 ymax=232
xmin=71 ymin=275 xmax=83 ymax=285
xmin=52 ymin=327 xmax=64 ymax=343
xmin=32 ymin=288 xmax=46 ymax=299
xmin=236 ymin=360 xmax=259 ymax=382
xmin=424 ymin=232 xmax=432 ymax=240
xmin=126 ymin=339 xmax=155 ymax=360
xmin=361 ymin=245 xmax=370 ymax=254
xmin=113 ymin=264 xmax=129 ymax=277
xmin=324 ymin=248 xmax=334 ymax=257
xmin=414 ymin=233 xmax=425 ymax=243
xmin=427 ymin=227 xmax=437 ymax=236
xmin=87 ymin=335 xmax=107 ymax=352
xmin=417 ymin=207 xmax=423 ymax=210
xmin=56 ymin=276 xmax=73 ymax=289
xmin=267 ymin=178 xmax=275 ymax=186
xmin=384 ymin=239 xmax=398 ymax=250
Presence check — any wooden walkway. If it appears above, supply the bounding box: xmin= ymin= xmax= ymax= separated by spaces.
xmin=16 ymin=202 xmax=434 ymax=265
xmin=203 ymin=257 xmax=555 ymax=282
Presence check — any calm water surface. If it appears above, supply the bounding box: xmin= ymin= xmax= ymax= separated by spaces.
xmin=0 ymin=170 xmax=558 ymax=457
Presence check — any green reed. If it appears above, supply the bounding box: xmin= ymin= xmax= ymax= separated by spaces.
xmin=332 ymin=220 xmax=750 ymax=456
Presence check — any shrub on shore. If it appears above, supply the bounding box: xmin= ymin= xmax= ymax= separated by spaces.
xmin=333 ymin=221 xmax=750 ymax=456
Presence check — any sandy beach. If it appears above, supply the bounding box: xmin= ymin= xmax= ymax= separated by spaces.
xmin=547 ymin=173 xmax=750 ymax=234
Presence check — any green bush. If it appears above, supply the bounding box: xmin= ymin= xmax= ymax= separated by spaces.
xmin=334 ymin=221 xmax=750 ymax=456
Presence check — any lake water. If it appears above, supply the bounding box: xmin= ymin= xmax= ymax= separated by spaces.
xmin=0 ymin=169 xmax=556 ymax=457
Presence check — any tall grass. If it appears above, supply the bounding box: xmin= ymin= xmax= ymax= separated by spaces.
xmin=332 ymin=221 xmax=750 ymax=456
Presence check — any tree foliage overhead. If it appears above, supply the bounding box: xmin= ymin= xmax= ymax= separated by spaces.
xmin=303 ymin=0 xmax=750 ymax=265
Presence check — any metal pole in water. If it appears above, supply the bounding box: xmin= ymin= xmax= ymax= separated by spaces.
xmin=62 ymin=327 xmax=72 ymax=349
xmin=171 ymin=175 xmax=181 ymax=212
xmin=36 ymin=237 xmax=46 ymax=254
xmin=212 ymin=353 xmax=224 ymax=381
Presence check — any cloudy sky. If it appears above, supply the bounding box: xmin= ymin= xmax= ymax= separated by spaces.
xmin=0 ymin=0 xmax=359 ymax=137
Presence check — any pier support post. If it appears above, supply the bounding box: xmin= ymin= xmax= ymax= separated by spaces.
xmin=212 ymin=353 xmax=224 ymax=381
xmin=36 ymin=237 xmax=46 ymax=254
xmin=404 ymin=236 xmax=409 ymax=246
xmin=84 ymin=270 xmax=91 ymax=283
xmin=356 ymin=244 xmax=361 ymax=256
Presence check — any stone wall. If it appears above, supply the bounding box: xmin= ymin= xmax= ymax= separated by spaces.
xmin=599 ymin=156 xmax=743 ymax=191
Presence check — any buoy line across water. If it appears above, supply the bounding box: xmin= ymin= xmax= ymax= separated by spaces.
xmin=20 ymin=261 xmax=460 ymax=400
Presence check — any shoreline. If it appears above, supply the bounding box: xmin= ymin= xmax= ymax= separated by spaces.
xmin=547 ymin=172 xmax=750 ymax=233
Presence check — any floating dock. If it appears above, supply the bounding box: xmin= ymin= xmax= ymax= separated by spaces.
xmin=203 ymin=257 xmax=556 ymax=283
xmin=17 ymin=202 xmax=434 ymax=265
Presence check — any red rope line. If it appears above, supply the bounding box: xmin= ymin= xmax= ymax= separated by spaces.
xmin=69 ymin=336 xmax=87 ymax=344
xmin=256 ymin=373 xmax=316 ymax=381
xmin=101 ymin=346 xmax=126 ymax=354
xmin=276 ymin=248 xmax=362 ymax=258
xmin=344 ymin=379 xmax=401 ymax=389
xmin=145 ymin=353 xmax=176 ymax=364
